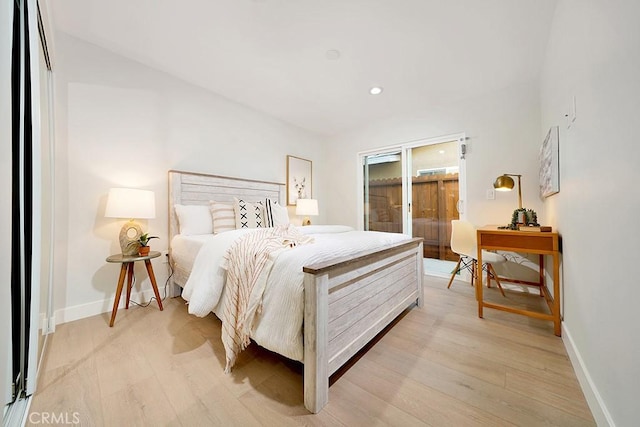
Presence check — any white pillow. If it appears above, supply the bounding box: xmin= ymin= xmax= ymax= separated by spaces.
xmin=263 ymin=198 xmax=290 ymax=226
xmin=234 ymin=198 xmax=265 ymax=229
xmin=209 ymin=200 xmax=236 ymax=234
xmin=174 ymin=204 xmax=213 ymax=235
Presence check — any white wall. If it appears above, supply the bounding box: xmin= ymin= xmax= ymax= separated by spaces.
xmin=540 ymin=1 xmax=640 ymax=425
xmin=326 ymin=80 xmax=544 ymax=228
xmin=52 ymin=33 xmax=326 ymax=322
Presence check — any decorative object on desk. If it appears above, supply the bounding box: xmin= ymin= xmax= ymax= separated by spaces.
xmin=509 ymin=208 xmax=538 ymax=230
xmin=287 ymin=155 xmax=312 ymax=206
xmin=296 ymin=198 xmax=318 ymax=226
xmin=135 ymin=233 xmax=158 ymax=256
xmin=493 ymin=173 xmax=523 ymax=209
xmin=518 ymin=225 xmax=552 ymax=232
xmin=494 ymin=173 xmax=537 ymax=229
xmin=539 ymin=126 xmax=560 ymax=198
xmin=105 ymin=187 xmax=156 ymax=256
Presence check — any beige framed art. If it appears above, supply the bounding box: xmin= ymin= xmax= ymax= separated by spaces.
xmin=287 ymin=155 xmax=312 ymax=205
xmin=539 ymin=126 xmax=560 ymax=198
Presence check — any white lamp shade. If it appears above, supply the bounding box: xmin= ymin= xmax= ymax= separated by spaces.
xmin=296 ymin=199 xmax=318 ymax=216
xmin=105 ymin=188 xmax=156 ymax=219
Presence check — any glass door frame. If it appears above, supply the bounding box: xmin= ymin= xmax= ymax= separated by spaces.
xmin=357 ymin=132 xmax=467 ymax=234
xmin=362 ymin=150 xmax=407 ymax=233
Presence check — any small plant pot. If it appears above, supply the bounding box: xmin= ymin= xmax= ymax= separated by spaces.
xmin=138 ymin=246 xmax=150 ymax=257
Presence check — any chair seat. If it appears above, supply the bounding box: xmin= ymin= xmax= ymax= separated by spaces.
xmin=447 ymin=220 xmax=507 ymax=297
xmin=480 ymin=250 xmax=506 ymax=264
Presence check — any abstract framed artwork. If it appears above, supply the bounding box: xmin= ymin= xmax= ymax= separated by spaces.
xmin=539 ymin=126 xmax=560 ymax=198
xmin=286 ymin=155 xmax=312 ymax=205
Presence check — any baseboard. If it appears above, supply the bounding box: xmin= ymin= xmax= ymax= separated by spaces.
xmin=54 ymin=287 xmax=162 ymax=326
xmin=562 ymin=323 xmax=615 ymax=427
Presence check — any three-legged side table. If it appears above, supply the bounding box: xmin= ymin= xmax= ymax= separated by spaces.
xmin=106 ymin=251 xmax=164 ymax=326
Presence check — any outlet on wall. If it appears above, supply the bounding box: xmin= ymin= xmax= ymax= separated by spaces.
xmin=161 ymin=250 xmax=169 ymax=263
xmin=486 ymin=189 xmax=495 ymax=200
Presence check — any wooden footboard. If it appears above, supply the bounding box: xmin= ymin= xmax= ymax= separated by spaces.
xmin=302 ymin=237 xmax=423 ymax=413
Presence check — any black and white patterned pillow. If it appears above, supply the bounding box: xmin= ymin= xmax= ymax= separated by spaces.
xmin=234 ymin=198 xmax=265 ymax=229
xmin=262 ymin=198 xmax=290 ymax=227
xmin=262 ymin=198 xmax=274 ymax=227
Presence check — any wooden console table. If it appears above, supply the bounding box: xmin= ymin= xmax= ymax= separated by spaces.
xmin=476 ymin=227 xmax=561 ymax=336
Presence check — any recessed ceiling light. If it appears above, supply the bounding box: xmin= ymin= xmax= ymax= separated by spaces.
xmin=325 ymin=49 xmax=341 ymax=60
xmin=369 ymin=87 xmax=383 ymax=95
xmin=439 ymin=150 xmax=445 ymax=154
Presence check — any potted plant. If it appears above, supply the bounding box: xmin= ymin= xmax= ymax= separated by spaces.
xmin=136 ymin=233 xmax=159 ymax=256
xmin=509 ymin=208 xmax=538 ymax=230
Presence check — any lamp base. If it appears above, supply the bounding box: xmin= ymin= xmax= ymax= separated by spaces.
xmin=302 ymin=217 xmax=311 ymax=226
xmin=119 ymin=220 xmax=143 ymax=255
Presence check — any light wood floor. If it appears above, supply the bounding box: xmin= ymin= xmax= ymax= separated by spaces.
xmin=28 ymin=276 xmax=595 ymax=426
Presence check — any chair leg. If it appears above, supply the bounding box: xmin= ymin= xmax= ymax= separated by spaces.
xmin=447 ymin=257 xmax=463 ymax=289
xmin=488 ymin=264 xmax=506 ymax=297
xmin=471 ymin=260 xmax=476 ymax=288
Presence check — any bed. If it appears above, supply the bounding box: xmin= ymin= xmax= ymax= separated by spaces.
xmin=168 ymin=170 xmax=424 ymax=413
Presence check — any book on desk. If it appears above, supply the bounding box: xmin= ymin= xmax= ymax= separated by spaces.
xmin=518 ymin=225 xmax=552 ymax=232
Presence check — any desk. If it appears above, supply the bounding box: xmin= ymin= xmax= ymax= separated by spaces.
xmin=476 ymin=227 xmax=561 ymax=336
xmin=106 ymin=251 xmax=163 ymax=326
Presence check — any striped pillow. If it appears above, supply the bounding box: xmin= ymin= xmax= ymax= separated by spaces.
xmin=209 ymin=201 xmax=236 ymax=234
xmin=262 ymin=198 xmax=290 ymax=227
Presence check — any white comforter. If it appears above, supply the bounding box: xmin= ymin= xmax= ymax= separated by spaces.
xmin=182 ymin=225 xmax=411 ymax=363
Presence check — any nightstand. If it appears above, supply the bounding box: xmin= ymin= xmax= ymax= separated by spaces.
xmin=106 ymin=251 xmax=163 ymax=326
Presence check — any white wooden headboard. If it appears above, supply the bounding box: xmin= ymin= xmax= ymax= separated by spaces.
xmin=168 ymin=170 xmax=285 ymax=241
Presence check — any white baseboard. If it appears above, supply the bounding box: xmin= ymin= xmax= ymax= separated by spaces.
xmin=562 ymin=323 xmax=615 ymax=427
xmin=54 ymin=288 xmax=162 ymax=326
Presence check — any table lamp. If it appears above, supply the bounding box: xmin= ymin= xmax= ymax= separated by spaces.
xmin=296 ymin=198 xmax=318 ymax=226
xmin=105 ymin=188 xmax=156 ymax=255
xmin=493 ymin=174 xmax=522 ymax=209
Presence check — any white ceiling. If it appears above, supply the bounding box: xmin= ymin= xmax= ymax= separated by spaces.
xmin=50 ymin=0 xmax=558 ymax=136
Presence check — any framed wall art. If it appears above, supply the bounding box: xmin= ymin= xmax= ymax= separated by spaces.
xmin=539 ymin=126 xmax=560 ymax=198
xmin=286 ymin=155 xmax=312 ymax=205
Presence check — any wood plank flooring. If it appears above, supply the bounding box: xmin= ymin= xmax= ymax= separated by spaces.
xmin=27 ymin=276 xmax=595 ymax=426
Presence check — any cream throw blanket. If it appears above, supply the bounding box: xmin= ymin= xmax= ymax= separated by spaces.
xmin=220 ymin=224 xmax=314 ymax=372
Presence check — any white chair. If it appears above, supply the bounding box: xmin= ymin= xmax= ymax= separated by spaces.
xmin=447 ymin=220 xmax=506 ymax=296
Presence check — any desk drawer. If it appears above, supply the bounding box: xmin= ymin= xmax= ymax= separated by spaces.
xmin=479 ymin=232 xmax=557 ymax=252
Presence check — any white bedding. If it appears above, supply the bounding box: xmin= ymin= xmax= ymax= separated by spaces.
xmin=170 ymin=234 xmax=214 ymax=274
xmin=181 ymin=225 xmax=412 ymax=363
xmin=170 ymin=225 xmax=356 ymax=272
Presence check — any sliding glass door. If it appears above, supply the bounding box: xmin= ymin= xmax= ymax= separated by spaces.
xmin=359 ymin=134 xmax=466 ymax=265
xmin=1 ymin=0 xmax=15 ymax=410
xmin=35 ymin=3 xmax=54 ymax=386
xmin=3 ymin=1 xmax=53 ymax=422
xmin=363 ymin=151 xmax=406 ymax=234
xmin=408 ymin=141 xmax=461 ymax=261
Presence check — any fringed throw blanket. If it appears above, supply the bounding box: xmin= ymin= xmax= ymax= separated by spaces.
xmin=220 ymin=224 xmax=314 ymax=372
